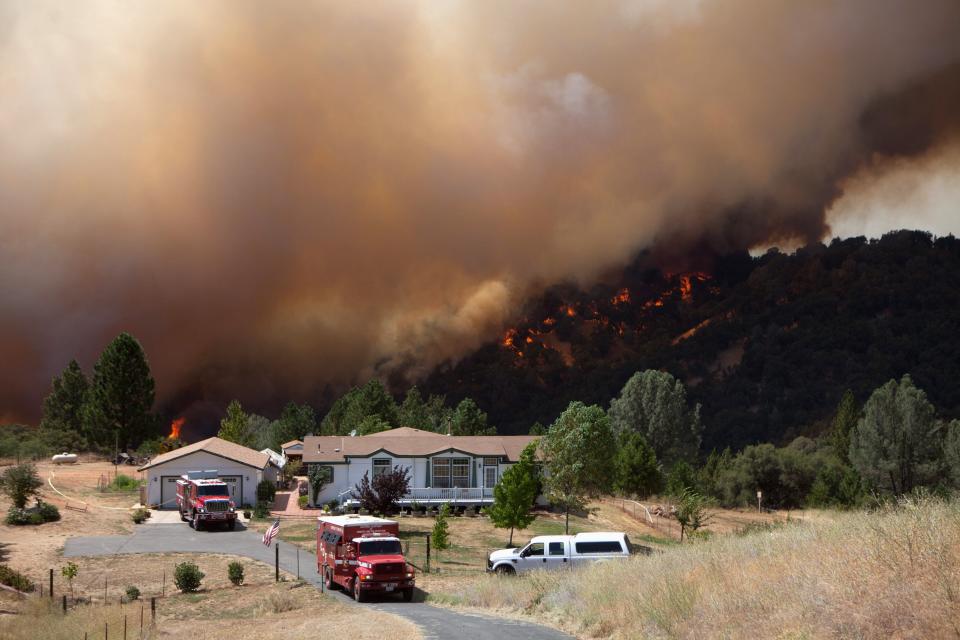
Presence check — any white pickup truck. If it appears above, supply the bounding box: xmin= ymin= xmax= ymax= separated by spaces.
xmin=486 ymin=532 xmax=632 ymax=575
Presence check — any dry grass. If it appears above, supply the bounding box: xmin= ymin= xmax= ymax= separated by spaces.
xmin=0 ymin=556 xmax=420 ymax=640
xmin=430 ymin=496 xmax=960 ymax=639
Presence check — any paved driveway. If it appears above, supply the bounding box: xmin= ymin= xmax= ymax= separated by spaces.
xmin=65 ymin=524 xmax=572 ymax=640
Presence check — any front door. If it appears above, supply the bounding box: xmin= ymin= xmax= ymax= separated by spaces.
xmin=484 ymin=466 xmax=498 ymax=489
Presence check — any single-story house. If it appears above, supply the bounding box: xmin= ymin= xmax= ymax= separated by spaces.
xmin=138 ymin=437 xmax=279 ymax=509
xmin=281 ymin=439 xmax=304 ymax=465
xmin=301 ymin=427 xmax=539 ymax=508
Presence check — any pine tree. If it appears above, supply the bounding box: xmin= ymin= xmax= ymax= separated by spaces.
xmin=432 ymin=503 xmax=451 ymax=552
xmin=398 ymin=387 xmax=430 ymax=429
xmin=608 ymin=370 xmax=702 ymax=466
xmin=613 ymin=431 xmax=663 ymax=497
xmin=849 ymin=375 xmax=943 ymax=495
xmin=449 ymin=398 xmax=495 ymax=436
xmin=82 ymin=333 xmax=158 ymax=449
xmin=218 ymin=400 xmax=254 ymax=447
xmin=830 ymin=390 xmax=859 ymax=464
xmin=40 ymin=360 xmax=90 ymax=451
xmin=487 ymin=443 xmax=539 ymax=546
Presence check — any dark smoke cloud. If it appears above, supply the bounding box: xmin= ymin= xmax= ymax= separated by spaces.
xmin=2 ymin=0 xmax=960 ymax=423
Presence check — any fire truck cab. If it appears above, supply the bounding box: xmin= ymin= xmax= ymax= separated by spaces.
xmin=176 ymin=470 xmax=237 ymax=531
xmin=317 ymin=515 xmax=415 ymax=602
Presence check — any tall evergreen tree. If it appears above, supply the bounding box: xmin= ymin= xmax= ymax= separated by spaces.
xmin=540 ymin=401 xmax=616 ymax=533
xmin=488 ymin=442 xmax=539 ymax=546
xmin=449 ymin=398 xmax=495 ymax=436
xmin=608 ymin=370 xmax=702 ymax=466
xmin=398 ymin=387 xmax=430 ymax=429
xmin=613 ymin=431 xmax=662 ymax=497
xmin=322 ymin=379 xmax=398 ymax=436
xmin=272 ymin=402 xmax=315 ymax=448
xmin=849 ymin=375 xmax=943 ymax=495
xmin=830 ymin=390 xmax=859 ymax=464
xmin=218 ymin=400 xmax=255 ymax=447
xmin=82 ymin=333 xmax=158 ymax=449
xmin=40 ymin=360 xmax=90 ymax=451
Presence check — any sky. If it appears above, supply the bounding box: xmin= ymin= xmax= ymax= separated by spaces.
xmin=2 ymin=0 xmax=960 ymax=424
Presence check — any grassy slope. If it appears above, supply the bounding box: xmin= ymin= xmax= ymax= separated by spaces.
xmin=428 ymin=498 xmax=960 ymax=639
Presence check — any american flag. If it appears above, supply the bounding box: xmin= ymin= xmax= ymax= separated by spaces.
xmin=262 ymin=518 xmax=280 ymax=546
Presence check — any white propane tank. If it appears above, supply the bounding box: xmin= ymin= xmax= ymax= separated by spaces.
xmin=51 ymin=452 xmax=78 ymax=465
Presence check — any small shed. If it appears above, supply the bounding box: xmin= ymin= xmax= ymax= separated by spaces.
xmin=138 ymin=437 xmax=278 ymax=509
xmin=281 ymin=440 xmax=304 ymax=464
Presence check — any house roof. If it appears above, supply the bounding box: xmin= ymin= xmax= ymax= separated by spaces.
xmin=138 ymin=437 xmax=271 ymax=471
xmin=302 ymin=428 xmax=538 ymax=464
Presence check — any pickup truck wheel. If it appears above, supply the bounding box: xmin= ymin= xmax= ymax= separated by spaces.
xmin=495 ymin=565 xmax=515 ymax=576
xmin=402 ymin=588 xmax=414 ymax=602
xmin=353 ymin=579 xmax=366 ymax=602
xmin=324 ymin=568 xmax=338 ymax=591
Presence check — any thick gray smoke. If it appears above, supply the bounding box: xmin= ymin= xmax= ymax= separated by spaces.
xmin=2 ymin=0 xmax=960 ymax=423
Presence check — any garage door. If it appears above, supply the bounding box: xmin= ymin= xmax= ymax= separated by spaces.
xmin=219 ymin=476 xmax=242 ymax=503
xmin=160 ymin=476 xmax=181 ymax=509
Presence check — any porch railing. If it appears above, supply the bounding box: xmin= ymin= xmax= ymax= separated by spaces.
xmin=338 ymin=486 xmax=495 ymax=507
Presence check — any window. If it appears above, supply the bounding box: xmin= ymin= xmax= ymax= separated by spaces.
xmin=549 ymin=542 xmax=565 ymax=556
xmin=432 ymin=457 xmax=470 ymax=488
xmin=359 ymin=540 xmax=402 ymax=555
xmin=522 ymin=542 xmax=544 ymax=557
xmin=309 ymin=465 xmax=334 ymax=483
xmin=574 ymin=540 xmax=625 ymax=554
xmin=483 ymin=457 xmax=499 ymax=466
xmin=197 ymin=484 xmax=228 ymax=496
xmin=372 ymin=458 xmax=391 ymax=479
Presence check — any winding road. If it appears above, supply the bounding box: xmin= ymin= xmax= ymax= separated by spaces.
xmin=64 ymin=523 xmax=572 ymax=640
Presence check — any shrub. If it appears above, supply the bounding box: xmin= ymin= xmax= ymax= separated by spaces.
xmin=432 ymin=503 xmax=451 ymax=551
xmin=0 ymin=564 xmax=35 ymax=593
xmin=297 ymin=495 xmax=308 ymax=508
xmin=253 ymin=501 xmax=270 ymax=519
xmin=173 ymin=562 xmax=204 ymax=593
xmin=36 ymin=501 xmax=61 ymax=522
xmin=125 ymin=586 xmax=140 ymax=601
xmin=1 ymin=464 xmax=43 ymax=509
xmin=257 ymin=480 xmax=276 ymax=504
xmin=228 ymin=561 xmax=244 ymax=586
xmin=107 ymin=474 xmax=141 ymax=492
xmin=243 ymin=510 xmax=252 ymax=519
xmin=263 ymin=590 xmax=298 ymax=613
xmin=131 ymin=508 xmax=150 ymax=524
xmin=5 ymin=503 xmax=59 ymax=526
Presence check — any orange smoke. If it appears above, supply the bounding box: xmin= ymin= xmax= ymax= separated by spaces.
xmin=168 ymin=417 xmax=185 ymax=440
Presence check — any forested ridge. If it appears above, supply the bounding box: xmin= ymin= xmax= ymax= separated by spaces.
xmin=420 ymin=230 xmax=960 ymax=451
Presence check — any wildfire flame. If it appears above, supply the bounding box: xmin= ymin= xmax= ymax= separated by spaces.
xmin=611 ymin=288 xmax=630 ymax=305
xmin=564 ymin=305 xmax=576 ymax=317
xmin=168 ymin=417 xmax=185 ymax=440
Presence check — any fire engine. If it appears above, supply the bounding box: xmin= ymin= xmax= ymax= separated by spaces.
xmin=317 ymin=515 xmax=416 ymax=602
xmin=176 ymin=470 xmax=237 ymax=531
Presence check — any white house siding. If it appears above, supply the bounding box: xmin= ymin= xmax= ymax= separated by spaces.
xmin=309 ymin=453 xmax=532 ymax=507
xmin=141 ymin=450 xmax=269 ymax=508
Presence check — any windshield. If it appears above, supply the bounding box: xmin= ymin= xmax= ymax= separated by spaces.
xmin=359 ymin=540 xmax=402 ymax=555
xmin=197 ymin=485 xmax=228 ymax=496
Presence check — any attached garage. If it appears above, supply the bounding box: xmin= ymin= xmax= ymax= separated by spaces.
xmin=139 ymin=437 xmax=278 ymax=509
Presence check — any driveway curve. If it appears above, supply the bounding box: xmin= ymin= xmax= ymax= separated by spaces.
xmin=65 ymin=523 xmax=572 ymax=640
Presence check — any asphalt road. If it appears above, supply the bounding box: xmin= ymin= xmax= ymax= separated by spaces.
xmin=65 ymin=523 xmax=573 ymax=640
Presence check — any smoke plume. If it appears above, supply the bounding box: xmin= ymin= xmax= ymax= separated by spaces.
xmin=2 ymin=0 xmax=960 ymax=423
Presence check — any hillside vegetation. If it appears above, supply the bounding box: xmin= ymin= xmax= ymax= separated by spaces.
xmin=423 ymin=230 xmax=960 ymax=449
xmin=431 ymin=497 xmax=960 ymax=639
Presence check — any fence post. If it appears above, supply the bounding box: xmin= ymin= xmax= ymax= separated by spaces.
xmin=62 ymin=594 xmax=66 ymax=613
xmin=124 ymin=614 xmax=127 ymax=640
xmin=425 ymin=534 xmax=431 ymax=574
xmin=49 ymin=568 xmax=53 ymax=599
xmin=275 ymin=543 xmax=279 ymax=582
xmin=140 ymin=605 xmax=144 ymax=633
xmin=297 ymin=547 xmax=300 ymax=580
xmin=104 ymin=577 xmax=107 ymax=605
xmin=151 ymin=597 xmax=155 ymax=625
xmin=105 ymin=621 xmax=108 ymax=639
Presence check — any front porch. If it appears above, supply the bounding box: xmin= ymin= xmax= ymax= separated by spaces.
xmin=338 ymin=486 xmax=495 ymax=509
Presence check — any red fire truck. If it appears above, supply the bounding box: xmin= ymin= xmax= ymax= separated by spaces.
xmin=176 ymin=470 xmax=237 ymax=531
xmin=317 ymin=515 xmax=416 ymax=602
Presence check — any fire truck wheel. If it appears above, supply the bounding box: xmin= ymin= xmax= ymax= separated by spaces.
xmin=193 ymin=512 xmax=203 ymax=531
xmin=402 ymin=588 xmax=414 ymax=602
xmin=324 ymin=568 xmax=338 ymax=591
xmin=353 ymin=579 xmax=366 ymax=602
xmin=228 ymin=519 xmax=236 ymax=531
xmin=179 ymin=510 xmax=187 ymax=522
